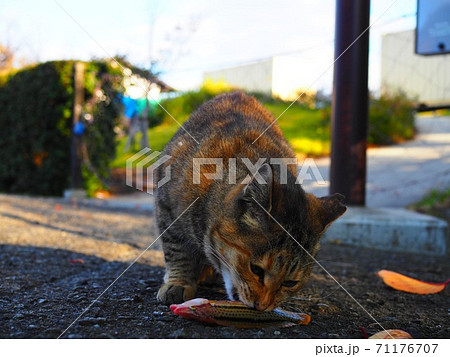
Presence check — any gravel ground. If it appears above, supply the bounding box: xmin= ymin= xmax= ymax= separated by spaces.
xmin=0 ymin=194 xmax=449 ymax=339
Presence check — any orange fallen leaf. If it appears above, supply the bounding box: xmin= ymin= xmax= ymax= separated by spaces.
xmin=376 ymin=270 xmax=449 ymax=295
xmin=369 ymin=329 xmax=412 ymax=339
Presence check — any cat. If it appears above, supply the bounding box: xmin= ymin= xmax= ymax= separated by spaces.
xmin=155 ymin=92 xmax=346 ymax=311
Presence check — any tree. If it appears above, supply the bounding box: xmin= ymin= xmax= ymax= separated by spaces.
xmin=0 ymin=43 xmax=15 ymax=72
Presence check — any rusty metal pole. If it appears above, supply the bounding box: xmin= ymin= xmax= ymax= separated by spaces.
xmin=330 ymin=0 xmax=371 ymax=205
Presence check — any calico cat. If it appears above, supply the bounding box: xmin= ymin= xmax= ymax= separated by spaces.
xmin=155 ymin=92 xmax=346 ymax=311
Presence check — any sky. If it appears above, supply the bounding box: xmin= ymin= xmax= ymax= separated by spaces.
xmin=0 ymin=0 xmax=417 ymax=93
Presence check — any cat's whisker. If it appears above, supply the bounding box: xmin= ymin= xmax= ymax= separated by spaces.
xmin=283 ymin=304 xmax=303 ymax=311
xmin=300 ymin=259 xmax=330 ymax=270
xmin=300 ymin=261 xmax=317 ymax=269
xmin=287 ymin=285 xmax=342 ymax=302
xmin=211 ymin=251 xmax=236 ymax=277
xmin=211 ymin=248 xmax=243 ymax=280
xmin=184 ymin=233 xmax=239 ymax=280
xmin=290 ymin=297 xmax=315 ymax=301
xmin=204 ymin=241 xmax=234 ymax=271
xmin=280 ymin=303 xmax=304 ymax=313
xmin=202 ymin=240 xmax=243 ymax=281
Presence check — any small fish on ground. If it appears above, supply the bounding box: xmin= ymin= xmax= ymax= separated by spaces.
xmin=170 ymin=298 xmax=311 ymax=328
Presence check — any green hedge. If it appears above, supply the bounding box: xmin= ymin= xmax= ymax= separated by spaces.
xmin=0 ymin=60 xmax=122 ymax=196
xmin=368 ymin=91 xmax=416 ymax=145
xmin=0 ymin=62 xmax=73 ymax=195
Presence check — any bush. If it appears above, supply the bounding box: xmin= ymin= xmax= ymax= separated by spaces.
xmin=0 ymin=61 xmax=74 ymax=195
xmin=0 ymin=60 xmax=123 ymax=196
xmin=368 ymin=91 xmax=416 ymax=145
xmin=320 ymin=91 xmax=416 ymax=146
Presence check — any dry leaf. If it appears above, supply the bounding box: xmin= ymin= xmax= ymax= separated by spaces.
xmin=94 ymin=190 xmax=111 ymax=199
xmin=376 ymin=270 xmax=449 ymax=294
xmin=369 ymin=329 xmax=412 ymax=339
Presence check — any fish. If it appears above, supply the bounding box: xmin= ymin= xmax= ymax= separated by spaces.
xmin=170 ymin=298 xmax=311 ymax=328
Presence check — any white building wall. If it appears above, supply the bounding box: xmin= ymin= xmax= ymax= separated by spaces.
xmin=203 ymin=59 xmax=273 ymax=95
xmin=204 ymin=56 xmax=318 ymax=100
xmin=272 ymin=56 xmax=317 ymax=101
xmin=381 ymin=30 xmax=450 ymax=105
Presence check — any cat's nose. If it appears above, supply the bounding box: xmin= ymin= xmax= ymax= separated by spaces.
xmin=254 ymin=299 xmax=271 ymax=311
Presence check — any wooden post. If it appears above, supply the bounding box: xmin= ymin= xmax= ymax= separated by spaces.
xmin=67 ymin=62 xmax=85 ymax=196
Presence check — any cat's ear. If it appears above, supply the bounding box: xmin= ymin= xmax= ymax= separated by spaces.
xmin=238 ymin=164 xmax=273 ymax=228
xmin=308 ymin=193 xmax=347 ymax=234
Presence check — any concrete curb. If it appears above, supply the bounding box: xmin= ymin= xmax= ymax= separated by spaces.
xmin=324 ymin=207 xmax=449 ymax=256
xmin=63 ymin=197 xmax=155 ymax=212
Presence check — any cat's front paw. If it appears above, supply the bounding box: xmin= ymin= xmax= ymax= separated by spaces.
xmin=157 ymin=283 xmax=196 ymax=305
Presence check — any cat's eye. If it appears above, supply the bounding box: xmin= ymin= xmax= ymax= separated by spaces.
xmin=281 ymin=280 xmax=298 ymax=288
xmin=250 ymin=263 xmax=265 ymax=283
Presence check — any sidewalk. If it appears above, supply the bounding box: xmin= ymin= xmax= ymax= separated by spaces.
xmin=302 ymin=115 xmax=450 ymax=207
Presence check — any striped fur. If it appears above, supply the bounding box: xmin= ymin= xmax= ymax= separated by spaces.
xmin=155 ymin=92 xmax=346 ymax=310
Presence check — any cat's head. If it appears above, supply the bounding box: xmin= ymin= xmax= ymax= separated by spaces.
xmin=210 ymin=163 xmax=346 ymax=311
